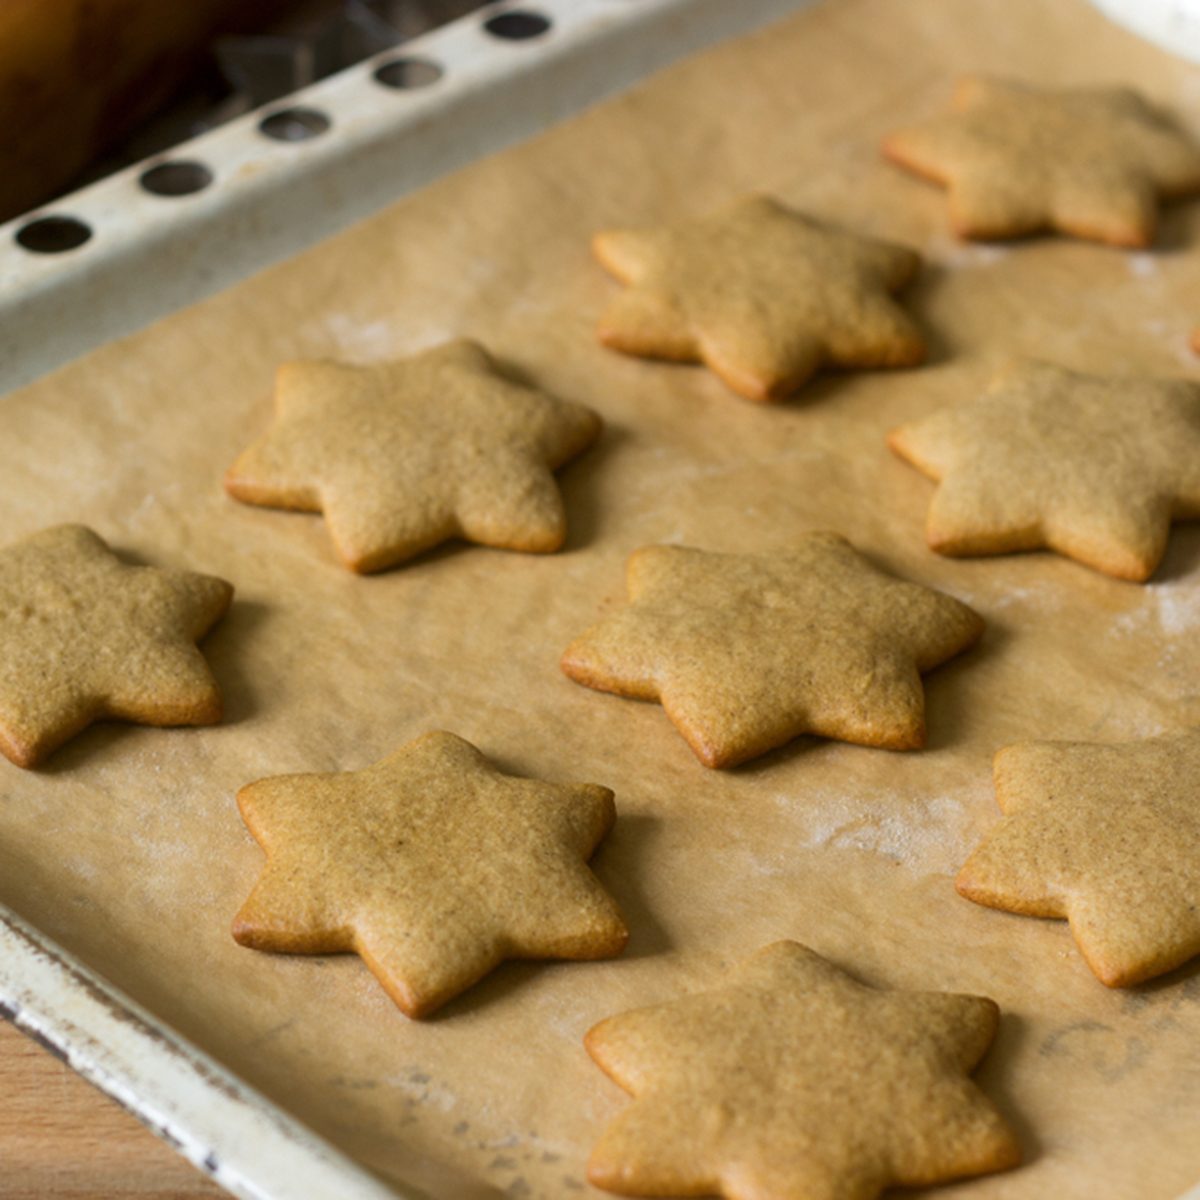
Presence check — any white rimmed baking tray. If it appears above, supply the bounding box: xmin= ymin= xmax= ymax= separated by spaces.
xmin=4 ymin=1 xmax=1200 ymax=1197
xmin=0 ymin=2 xmax=805 ymax=1196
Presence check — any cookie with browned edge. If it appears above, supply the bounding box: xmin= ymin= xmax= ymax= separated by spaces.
xmin=884 ymin=77 xmax=1200 ymax=246
xmin=888 ymin=359 xmax=1200 ymax=581
xmin=958 ymin=730 xmax=1200 ymax=987
xmin=0 ymin=524 xmax=232 ymax=768
xmin=232 ymin=731 xmax=628 ymax=1018
xmin=586 ymin=940 xmax=1020 ymax=1200
xmin=561 ymin=534 xmax=982 ymax=767
xmin=593 ymin=195 xmax=924 ymax=402
xmin=225 ymin=339 xmax=600 ymax=572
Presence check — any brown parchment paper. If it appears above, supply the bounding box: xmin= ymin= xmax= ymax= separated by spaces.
xmin=2 ymin=0 xmax=1200 ymax=1195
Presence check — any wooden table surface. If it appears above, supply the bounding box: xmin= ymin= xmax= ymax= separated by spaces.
xmin=0 ymin=1017 xmax=223 ymax=1200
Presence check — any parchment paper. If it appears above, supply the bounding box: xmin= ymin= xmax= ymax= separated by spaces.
xmin=2 ymin=0 xmax=1199 ymax=1195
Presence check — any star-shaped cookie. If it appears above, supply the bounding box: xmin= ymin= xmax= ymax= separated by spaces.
xmin=224 ymin=339 xmax=601 ymax=572
xmin=888 ymin=359 xmax=1200 ymax=581
xmin=232 ymin=731 xmax=628 ymax=1017
xmin=585 ymin=941 xmax=1020 ymax=1200
xmin=560 ymin=534 xmax=982 ymax=768
xmin=592 ymin=195 xmax=925 ymax=402
xmin=0 ymin=525 xmax=233 ymax=768
xmin=884 ymin=76 xmax=1200 ymax=246
xmin=957 ymin=730 xmax=1200 ymax=988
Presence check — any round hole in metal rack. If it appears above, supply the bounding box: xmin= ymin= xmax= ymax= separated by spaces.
xmin=373 ymin=57 xmax=444 ymax=90
xmin=482 ymin=9 xmax=552 ymax=40
xmin=139 ymin=160 xmax=214 ymax=197
xmin=258 ymin=107 xmax=332 ymax=142
xmin=15 ymin=215 xmax=92 ymax=254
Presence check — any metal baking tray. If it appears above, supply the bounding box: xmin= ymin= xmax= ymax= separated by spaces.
xmin=0 ymin=2 xmax=804 ymax=1196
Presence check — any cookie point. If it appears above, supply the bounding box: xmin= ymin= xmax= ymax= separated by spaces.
xmin=994 ymin=1132 xmax=1024 ymax=1171
xmin=885 ymin=719 xmax=926 ymax=752
xmin=336 ymin=541 xmax=393 ymax=574
xmin=1096 ymin=222 xmax=1154 ymax=250
xmin=685 ymin=730 xmax=732 ymax=769
xmin=0 ymin=741 xmax=41 ymax=770
xmin=704 ymin=355 xmax=782 ymax=403
xmin=206 ymin=576 xmax=236 ymax=621
xmin=582 ymin=1020 xmax=607 ymax=1058
xmin=604 ymin=920 xmax=632 ymax=958
xmin=1118 ymin=557 xmax=1157 ymax=584
xmin=1088 ymin=953 xmax=1140 ymax=989
xmin=558 ymin=645 xmax=588 ymax=682
xmin=588 ymin=782 xmax=618 ymax=823
xmin=959 ymin=605 xmax=987 ymax=647
xmin=1066 ymin=543 xmax=1157 ymax=583
xmin=591 ymin=229 xmax=632 ymax=279
xmin=879 ymin=133 xmax=909 ymax=163
xmin=222 ymin=469 xmax=253 ymax=502
xmin=595 ymin=320 xmax=628 ymax=352
xmin=954 ymin=866 xmax=1003 ymax=911
xmin=395 ymin=992 xmax=438 ymax=1020
xmin=230 ymin=915 xmax=261 ymax=948
xmin=991 ymin=742 xmax=1017 ymax=769
xmin=948 ymin=212 xmax=1004 ymax=243
xmin=585 ymin=1155 xmax=624 ymax=1194
xmin=448 ymin=334 xmax=486 ymax=355
xmin=197 ymin=693 xmax=224 ymax=727
xmin=522 ymin=525 xmax=567 ymax=555
xmin=881 ymin=136 xmax=947 ymax=187
xmin=233 ymin=777 xmax=266 ymax=815
xmin=925 ymin=526 xmax=966 ymax=556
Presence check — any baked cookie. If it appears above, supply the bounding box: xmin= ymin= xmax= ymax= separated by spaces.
xmin=957 ymin=730 xmax=1200 ymax=988
xmin=585 ymin=940 xmax=1020 ymax=1200
xmin=560 ymin=534 xmax=982 ymax=768
xmin=225 ymin=339 xmax=600 ymax=572
xmin=888 ymin=359 xmax=1200 ymax=581
xmin=884 ymin=76 xmax=1200 ymax=246
xmin=0 ymin=525 xmax=232 ymax=768
xmin=232 ymin=731 xmax=627 ymax=1018
xmin=592 ymin=195 xmax=924 ymax=402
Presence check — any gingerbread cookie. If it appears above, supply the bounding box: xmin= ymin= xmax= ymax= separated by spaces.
xmin=225 ymin=339 xmax=601 ymax=572
xmin=888 ymin=359 xmax=1200 ymax=581
xmin=586 ymin=940 xmax=1020 ymax=1200
xmin=560 ymin=534 xmax=982 ymax=768
xmin=0 ymin=525 xmax=232 ymax=768
xmin=957 ymin=730 xmax=1200 ymax=988
xmin=884 ymin=77 xmax=1200 ymax=246
xmin=592 ymin=195 xmax=924 ymax=402
xmin=232 ymin=731 xmax=627 ymax=1018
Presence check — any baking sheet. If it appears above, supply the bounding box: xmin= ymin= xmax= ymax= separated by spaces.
xmin=1 ymin=0 xmax=1199 ymax=1195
